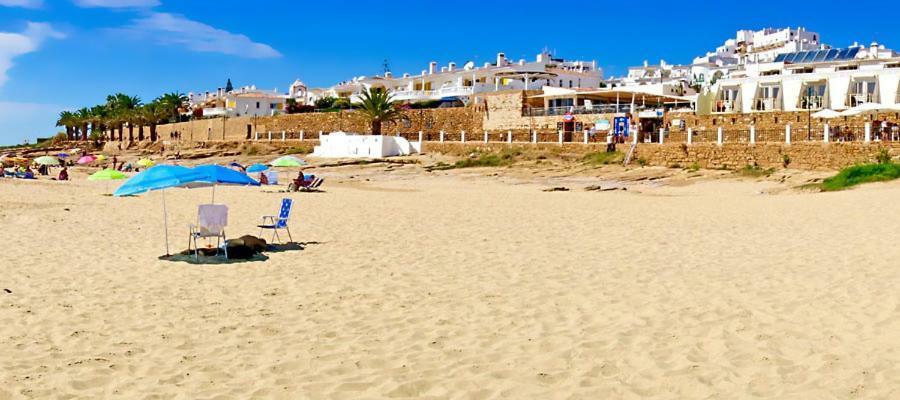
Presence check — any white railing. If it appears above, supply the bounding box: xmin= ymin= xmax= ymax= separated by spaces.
xmin=437 ymin=86 xmax=474 ymax=97
xmin=848 ymin=93 xmax=877 ymax=106
xmin=714 ymin=100 xmax=735 ymax=113
xmin=754 ymin=98 xmax=779 ymax=111
xmin=799 ymin=96 xmax=825 ymax=110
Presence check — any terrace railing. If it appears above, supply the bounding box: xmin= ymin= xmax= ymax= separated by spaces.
xmin=525 ymin=104 xmax=649 ymax=117
xmin=714 ymin=100 xmax=736 ymax=113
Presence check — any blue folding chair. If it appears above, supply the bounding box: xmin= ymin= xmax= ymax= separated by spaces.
xmin=258 ymin=198 xmax=294 ymax=243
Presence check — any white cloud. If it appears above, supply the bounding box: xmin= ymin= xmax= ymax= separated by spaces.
xmin=0 ymin=22 xmax=65 ymax=87
xmin=120 ymin=12 xmax=280 ymax=58
xmin=74 ymin=0 xmax=158 ymax=7
xmin=0 ymin=0 xmax=43 ymax=8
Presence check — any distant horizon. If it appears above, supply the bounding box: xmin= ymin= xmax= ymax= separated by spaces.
xmin=1 ymin=0 xmax=897 ymax=145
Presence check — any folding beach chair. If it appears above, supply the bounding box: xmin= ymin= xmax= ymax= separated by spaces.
xmin=258 ymin=198 xmax=293 ymax=243
xmin=188 ymin=204 xmax=229 ymax=260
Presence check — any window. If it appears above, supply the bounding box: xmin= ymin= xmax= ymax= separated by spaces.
xmin=256 ymin=102 xmax=260 ymax=109
xmin=568 ymin=80 xmax=573 ymax=88
xmin=774 ymin=117 xmax=779 ymax=124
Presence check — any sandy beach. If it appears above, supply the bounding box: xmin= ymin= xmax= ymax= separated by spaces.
xmin=3 ymin=160 xmax=900 ymax=399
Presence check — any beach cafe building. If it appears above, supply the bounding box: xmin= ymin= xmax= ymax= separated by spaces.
xmin=525 ymin=87 xmax=695 ymax=141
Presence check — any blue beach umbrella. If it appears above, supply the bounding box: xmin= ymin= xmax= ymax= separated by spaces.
xmin=114 ymin=165 xmax=206 ymax=255
xmin=246 ymin=163 xmax=268 ymax=173
xmin=189 ymin=164 xmax=260 ymax=203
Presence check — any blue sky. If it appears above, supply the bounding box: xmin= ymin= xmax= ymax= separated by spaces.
xmin=0 ymin=0 xmax=897 ymax=145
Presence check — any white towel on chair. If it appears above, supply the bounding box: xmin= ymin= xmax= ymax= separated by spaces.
xmin=198 ymin=204 xmax=228 ymax=235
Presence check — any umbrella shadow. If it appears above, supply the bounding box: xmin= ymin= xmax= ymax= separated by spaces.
xmin=159 ymin=252 xmax=269 ymax=265
xmin=158 ymin=241 xmax=323 ymax=264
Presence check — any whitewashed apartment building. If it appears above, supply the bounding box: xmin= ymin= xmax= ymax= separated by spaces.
xmin=323 ymin=51 xmax=602 ymax=104
xmin=619 ymin=27 xmax=823 ymax=96
xmin=712 ymin=42 xmax=900 ymax=113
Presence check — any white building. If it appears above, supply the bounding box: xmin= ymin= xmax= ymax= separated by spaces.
xmin=695 ymin=27 xmax=822 ymax=66
xmin=225 ymin=88 xmax=286 ymax=117
xmin=321 ymin=51 xmax=602 ymax=104
xmin=712 ymin=43 xmax=900 ymax=114
xmin=188 ymin=84 xmax=288 ymax=117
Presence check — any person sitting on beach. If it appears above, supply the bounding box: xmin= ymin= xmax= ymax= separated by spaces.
xmin=259 ymin=172 xmax=269 ymax=185
xmin=58 ymin=167 xmax=69 ymax=181
xmin=24 ymin=167 xmax=35 ymax=179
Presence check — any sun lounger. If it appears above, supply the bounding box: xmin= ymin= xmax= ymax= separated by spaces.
xmin=188 ymin=204 xmax=229 ymax=260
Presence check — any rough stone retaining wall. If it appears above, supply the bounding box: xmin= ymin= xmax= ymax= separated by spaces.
xmin=154 ymin=108 xmax=480 ymax=142
xmin=422 ymin=141 xmax=899 ymax=171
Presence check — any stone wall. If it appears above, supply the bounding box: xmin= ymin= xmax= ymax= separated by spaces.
xmin=631 ymin=142 xmax=899 ymax=170
xmin=154 ymin=107 xmax=481 ymax=142
xmin=421 ymin=141 xmax=898 ymax=171
xmin=667 ymin=110 xmax=900 ymax=142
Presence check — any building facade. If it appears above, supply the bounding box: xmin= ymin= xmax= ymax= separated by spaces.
xmin=712 ymin=43 xmax=900 ymax=114
xmin=322 ymin=51 xmax=602 ymax=104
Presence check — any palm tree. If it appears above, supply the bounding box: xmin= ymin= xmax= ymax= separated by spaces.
xmin=89 ymin=105 xmax=108 ymax=140
xmin=156 ymin=92 xmax=188 ymax=123
xmin=76 ymin=108 xmax=92 ymax=141
xmin=56 ymin=111 xmax=77 ymax=141
xmin=139 ymin=102 xmax=168 ymax=141
xmin=106 ymin=93 xmax=142 ymax=142
xmin=355 ymin=88 xmax=401 ymax=135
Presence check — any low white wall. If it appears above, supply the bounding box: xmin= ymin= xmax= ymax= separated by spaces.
xmin=313 ymin=132 xmax=420 ymax=158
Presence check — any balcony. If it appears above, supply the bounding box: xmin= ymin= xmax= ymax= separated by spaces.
xmin=799 ymin=95 xmax=825 ymax=110
xmin=714 ymin=100 xmax=736 ymax=113
xmin=847 ymin=93 xmax=877 ymax=107
xmin=753 ymin=98 xmax=780 ymax=111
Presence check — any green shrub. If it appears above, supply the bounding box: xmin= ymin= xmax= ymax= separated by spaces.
xmin=875 ymin=148 xmax=892 ymax=164
xmin=820 ymin=162 xmax=900 ymax=191
xmin=687 ymin=162 xmax=701 ymax=172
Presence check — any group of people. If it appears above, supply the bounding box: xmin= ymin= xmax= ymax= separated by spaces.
xmin=0 ymin=165 xmax=67 ymax=180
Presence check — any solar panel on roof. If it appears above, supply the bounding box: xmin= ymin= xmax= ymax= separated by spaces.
xmin=784 ymin=52 xmax=798 ymax=63
xmin=774 ymin=53 xmax=787 ymax=63
xmin=845 ymin=47 xmax=860 ymax=59
xmin=835 ymin=49 xmax=851 ymax=60
xmin=823 ymin=49 xmax=839 ymax=61
xmin=813 ymin=50 xmax=828 ymax=62
xmin=802 ymin=51 xmax=818 ymax=63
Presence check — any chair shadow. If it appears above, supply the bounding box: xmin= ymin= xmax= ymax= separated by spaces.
xmin=267 ymin=241 xmax=324 ymax=252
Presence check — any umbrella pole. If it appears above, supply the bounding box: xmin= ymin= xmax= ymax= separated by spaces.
xmin=162 ymin=189 xmax=170 ymax=256
xmin=212 ymin=185 xmax=216 ymax=204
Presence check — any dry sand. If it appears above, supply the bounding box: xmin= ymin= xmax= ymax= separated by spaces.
xmin=2 ymin=161 xmax=900 ymax=399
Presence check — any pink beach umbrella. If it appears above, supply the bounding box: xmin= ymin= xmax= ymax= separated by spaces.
xmin=77 ymin=155 xmax=97 ymax=165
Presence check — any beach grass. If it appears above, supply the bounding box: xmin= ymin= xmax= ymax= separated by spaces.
xmin=581 ymin=151 xmax=624 ymax=166
xmin=737 ymin=164 xmax=775 ymax=178
xmin=820 ymin=162 xmax=900 ymax=191
xmin=453 ymin=148 xmax=522 ymax=168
